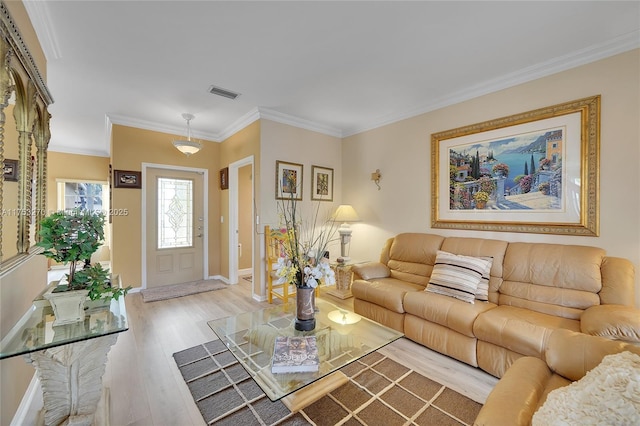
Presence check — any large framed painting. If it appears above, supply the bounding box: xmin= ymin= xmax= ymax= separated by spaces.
xmin=431 ymin=95 xmax=600 ymax=236
xmin=276 ymin=160 xmax=303 ymax=200
xmin=311 ymin=165 xmax=333 ymax=201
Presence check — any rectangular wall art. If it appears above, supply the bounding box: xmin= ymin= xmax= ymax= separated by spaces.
xmin=276 ymin=160 xmax=303 ymax=200
xmin=311 ymin=165 xmax=333 ymax=201
xmin=114 ymin=170 xmax=142 ymax=189
xmin=431 ymin=95 xmax=600 ymax=236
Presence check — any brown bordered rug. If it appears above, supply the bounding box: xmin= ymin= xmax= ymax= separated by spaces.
xmin=173 ymin=340 xmax=482 ymax=425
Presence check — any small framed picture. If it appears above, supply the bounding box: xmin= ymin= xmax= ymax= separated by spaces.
xmin=114 ymin=170 xmax=141 ymax=189
xmin=3 ymin=159 xmax=18 ymax=182
xmin=276 ymin=160 xmax=303 ymax=200
xmin=220 ymin=167 xmax=229 ymax=190
xmin=311 ymin=165 xmax=333 ymax=201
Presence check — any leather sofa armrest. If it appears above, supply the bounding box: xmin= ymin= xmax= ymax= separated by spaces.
xmin=351 ymin=262 xmax=390 ymax=281
xmin=474 ymin=357 xmax=551 ymax=426
xmin=580 ymin=304 xmax=640 ymax=343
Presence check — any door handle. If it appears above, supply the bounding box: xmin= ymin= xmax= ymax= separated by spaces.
xmin=196 ymin=234 xmax=203 ymax=238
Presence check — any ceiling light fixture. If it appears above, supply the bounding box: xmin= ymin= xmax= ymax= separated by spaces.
xmin=172 ymin=113 xmax=201 ymax=156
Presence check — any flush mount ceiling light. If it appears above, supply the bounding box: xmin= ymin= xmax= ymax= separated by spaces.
xmin=172 ymin=113 xmax=201 ymax=156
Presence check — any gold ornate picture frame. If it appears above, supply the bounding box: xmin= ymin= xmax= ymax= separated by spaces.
xmin=431 ymin=95 xmax=600 ymax=236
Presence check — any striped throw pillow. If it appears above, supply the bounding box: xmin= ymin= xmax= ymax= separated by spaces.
xmin=475 ymin=257 xmax=493 ymax=302
xmin=426 ymin=251 xmax=492 ymax=304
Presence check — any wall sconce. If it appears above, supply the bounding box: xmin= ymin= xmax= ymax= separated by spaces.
xmin=371 ymin=169 xmax=381 ymax=190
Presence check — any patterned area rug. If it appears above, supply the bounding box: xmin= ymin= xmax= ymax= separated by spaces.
xmin=173 ymin=340 xmax=482 ymax=425
xmin=141 ymin=280 xmax=226 ymax=302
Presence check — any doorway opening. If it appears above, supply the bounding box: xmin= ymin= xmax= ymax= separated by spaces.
xmin=228 ymin=156 xmax=254 ymax=288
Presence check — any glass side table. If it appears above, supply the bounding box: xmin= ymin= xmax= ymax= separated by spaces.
xmin=0 ymin=277 xmax=128 ymax=426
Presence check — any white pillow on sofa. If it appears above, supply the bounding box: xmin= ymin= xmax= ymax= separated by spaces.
xmin=475 ymin=257 xmax=493 ymax=302
xmin=426 ymin=251 xmax=491 ymax=304
xmin=532 ymin=351 xmax=640 ymax=426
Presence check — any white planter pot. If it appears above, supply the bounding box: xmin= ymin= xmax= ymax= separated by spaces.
xmin=44 ymin=287 xmax=89 ymax=326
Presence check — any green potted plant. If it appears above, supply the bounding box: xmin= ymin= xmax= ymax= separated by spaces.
xmin=37 ymin=209 xmax=129 ymax=325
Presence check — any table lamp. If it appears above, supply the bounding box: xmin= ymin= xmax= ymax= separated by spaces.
xmin=332 ymin=205 xmax=360 ymax=262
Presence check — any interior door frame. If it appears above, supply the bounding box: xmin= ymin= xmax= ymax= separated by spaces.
xmin=228 ymin=155 xmax=254 ymax=286
xmin=141 ymin=162 xmax=209 ymax=289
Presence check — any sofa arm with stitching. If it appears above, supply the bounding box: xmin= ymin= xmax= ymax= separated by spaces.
xmin=350 ymin=262 xmax=390 ymax=281
xmin=580 ymin=304 xmax=640 ymax=343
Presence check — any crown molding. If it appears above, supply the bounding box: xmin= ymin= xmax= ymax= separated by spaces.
xmin=257 ymin=107 xmax=343 ymax=138
xmin=217 ymin=107 xmax=260 ymax=141
xmin=22 ymin=0 xmax=61 ymax=61
xmin=107 ymin=113 xmax=221 ymax=142
xmin=343 ymin=30 xmax=640 ymax=137
xmin=48 ymin=144 xmax=109 ymax=158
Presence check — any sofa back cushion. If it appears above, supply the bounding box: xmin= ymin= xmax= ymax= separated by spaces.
xmin=501 ymin=243 xmax=605 ymax=319
xmin=383 ymin=233 xmax=445 ymax=286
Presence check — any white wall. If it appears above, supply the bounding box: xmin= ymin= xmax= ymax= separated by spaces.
xmin=259 ymin=119 xmax=344 ymax=257
xmin=342 ymin=49 xmax=640 ymax=307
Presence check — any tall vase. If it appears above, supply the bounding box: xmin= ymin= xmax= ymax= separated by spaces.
xmin=295 ymin=285 xmax=316 ymax=331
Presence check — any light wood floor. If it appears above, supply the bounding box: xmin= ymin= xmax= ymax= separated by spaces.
xmin=28 ymin=277 xmax=498 ymax=425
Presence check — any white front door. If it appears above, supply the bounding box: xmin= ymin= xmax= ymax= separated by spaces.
xmin=145 ymin=167 xmax=205 ymax=288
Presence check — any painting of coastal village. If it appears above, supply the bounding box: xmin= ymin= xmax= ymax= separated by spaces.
xmin=449 ymin=128 xmax=564 ymax=210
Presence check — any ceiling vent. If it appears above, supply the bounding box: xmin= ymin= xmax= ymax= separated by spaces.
xmin=208 ymin=85 xmax=240 ymax=100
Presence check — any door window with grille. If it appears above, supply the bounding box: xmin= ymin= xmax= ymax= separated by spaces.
xmin=157 ymin=177 xmax=193 ymax=249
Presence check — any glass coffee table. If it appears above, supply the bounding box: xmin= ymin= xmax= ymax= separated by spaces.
xmin=207 ymin=298 xmax=403 ymax=410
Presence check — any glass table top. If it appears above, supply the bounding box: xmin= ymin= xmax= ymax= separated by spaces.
xmin=0 ymin=296 xmax=128 ymax=360
xmin=207 ymin=298 xmax=403 ymax=401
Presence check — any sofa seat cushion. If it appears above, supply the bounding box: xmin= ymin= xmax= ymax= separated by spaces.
xmin=474 ymin=306 xmax=580 ymax=358
xmin=351 ymin=278 xmax=423 ymax=314
xmin=404 ymin=291 xmax=496 ymax=337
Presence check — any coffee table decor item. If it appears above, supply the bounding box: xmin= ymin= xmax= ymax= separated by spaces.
xmin=271 ymin=336 xmax=319 ymax=373
xmin=275 ymin=168 xmax=340 ymax=330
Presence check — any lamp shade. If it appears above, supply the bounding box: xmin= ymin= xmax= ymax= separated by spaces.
xmin=332 ymin=205 xmax=360 ymax=223
xmin=172 ymin=113 xmax=201 ymax=156
xmin=172 ymin=139 xmax=201 ymax=155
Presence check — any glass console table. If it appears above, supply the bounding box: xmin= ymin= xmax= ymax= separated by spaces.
xmin=0 ymin=279 xmax=128 ymax=426
xmin=208 ymin=298 xmax=402 ymax=410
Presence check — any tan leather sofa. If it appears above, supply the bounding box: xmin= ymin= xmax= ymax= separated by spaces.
xmin=474 ymin=329 xmax=640 ymax=425
xmin=351 ymin=233 xmax=639 ymax=377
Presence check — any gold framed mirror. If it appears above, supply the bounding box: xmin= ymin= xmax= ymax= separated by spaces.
xmin=0 ymin=2 xmax=53 ymax=272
